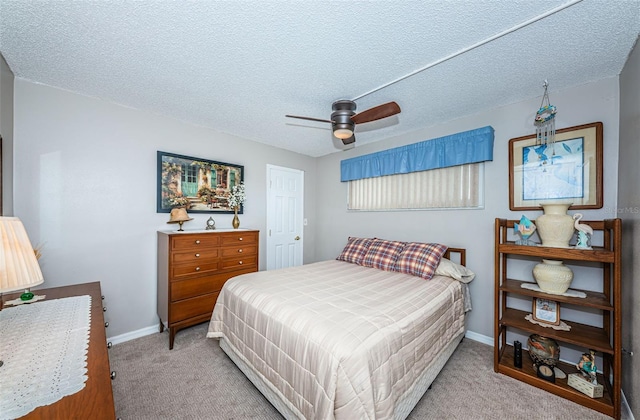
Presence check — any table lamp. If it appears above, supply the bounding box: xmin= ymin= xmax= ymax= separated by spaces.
xmin=167 ymin=207 xmax=193 ymax=231
xmin=0 ymin=217 xmax=44 ymax=304
xmin=0 ymin=217 xmax=45 ymax=368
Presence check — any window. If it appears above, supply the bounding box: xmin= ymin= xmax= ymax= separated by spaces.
xmin=181 ymin=164 xmax=198 ymax=184
xmin=341 ymin=126 xmax=493 ymax=211
xmin=347 ymin=162 xmax=483 ymax=210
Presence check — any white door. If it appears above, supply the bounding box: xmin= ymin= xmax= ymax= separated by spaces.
xmin=266 ymin=165 xmax=304 ymax=270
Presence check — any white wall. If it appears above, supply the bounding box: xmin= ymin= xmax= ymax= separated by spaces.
xmin=618 ymin=36 xmax=639 ymax=417
xmin=0 ymin=53 xmax=14 ymax=215
xmin=11 ymin=76 xmax=627 ymax=344
xmin=315 ymin=77 xmax=621 ymax=339
xmin=12 ymin=79 xmax=317 ymax=338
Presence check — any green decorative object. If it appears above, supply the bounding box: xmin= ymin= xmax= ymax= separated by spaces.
xmin=20 ymin=291 xmax=35 ymax=301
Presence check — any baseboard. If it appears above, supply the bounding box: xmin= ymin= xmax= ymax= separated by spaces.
xmin=465 ymin=331 xmax=634 ymax=419
xmin=107 ymin=324 xmax=159 ymax=345
xmin=465 ymin=330 xmax=493 ymax=346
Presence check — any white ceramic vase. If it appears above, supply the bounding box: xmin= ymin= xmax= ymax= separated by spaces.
xmin=536 ymin=203 xmax=574 ymax=248
xmin=533 ymin=259 xmax=574 ymax=294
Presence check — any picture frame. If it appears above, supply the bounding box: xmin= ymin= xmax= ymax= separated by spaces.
xmin=157 ymin=151 xmax=244 ymax=214
xmin=509 ymin=122 xmax=603 ymax=210
xmin=532 ymin=298 xmax=561 ymax=326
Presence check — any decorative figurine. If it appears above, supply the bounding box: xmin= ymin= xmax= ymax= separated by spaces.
xmin=514 ymin=215 xmax=537 ymax=246
xmin=573 ymin=213 xmax=593 ymax=250
xmin=576 ymin=350 xmax=598 ymax=385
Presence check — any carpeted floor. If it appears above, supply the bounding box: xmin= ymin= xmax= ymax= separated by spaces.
xmin=110 ymin=323 xmax=619 ymax=419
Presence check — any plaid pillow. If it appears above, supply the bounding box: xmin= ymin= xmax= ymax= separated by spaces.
xmin=395 ymin=242 xmax=448 ymax=280
xmin=336 ymin=237 xmax=373 ymax=265
xmin=362 ymin=239 xmax=407 ymax=271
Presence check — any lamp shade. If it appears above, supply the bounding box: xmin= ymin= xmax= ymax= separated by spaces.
xmin=167 ymin=207 xmax=193 ymax=224
xmin=0 ymin=217 xmax=44 ymax=293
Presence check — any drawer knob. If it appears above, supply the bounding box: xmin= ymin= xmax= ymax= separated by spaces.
xmin=195 ymin=240 xmax=201 ymax=244
xmin=238 ymin=249 xmax=243 ymax=253
xmin=195 ymin=267 xmax=200 ymax=271
xmin=103 ymin=307 xmax=107 ymax=312
xmin=101 ymin=295 xmax=105 ymax=300
xmin=239 ymin=237 xmax=243 ymax=241
xmin=239 ymin=261 xmax=243 ymax=265
xmin=195 ymin=253 xmax=200 ymax=257
xmin=107 ymin=342 xmax=112 ymax=349
xmin=110 ymin=371 xmax=116 ymax=380
xmin=105 ymin=322 xmax=109 ymax=328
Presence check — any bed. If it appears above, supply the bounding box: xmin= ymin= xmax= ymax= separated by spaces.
xmin=207 ymin=237 xmax=475 ymax=419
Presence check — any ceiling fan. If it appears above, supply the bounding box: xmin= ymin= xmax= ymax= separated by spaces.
xmin=286 ymin=100 xmax=401 ymax=145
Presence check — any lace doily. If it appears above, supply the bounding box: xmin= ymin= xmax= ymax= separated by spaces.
xmin=525 ymin=313 xmax=571 ymax=331
xmin=3 ymin=294 xmax=46 ymax=306
xmin=521 ymin=282 xmax=587 ymax=298
xmin=0 ymin=295 xmax=91 ymax=419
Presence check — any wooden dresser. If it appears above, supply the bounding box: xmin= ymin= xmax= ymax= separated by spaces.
xmin=2 ymin=282 xmax=115 ymax=419
xmin=157 ymin=229 xmax=259 ymax=349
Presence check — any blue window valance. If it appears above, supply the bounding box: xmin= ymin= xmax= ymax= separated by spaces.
xmin=340 ymin=126 xmax=494 ymax=182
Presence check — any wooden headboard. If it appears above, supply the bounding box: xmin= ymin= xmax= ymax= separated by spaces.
xmin=443 ymin=247 xmax=466 ymax=266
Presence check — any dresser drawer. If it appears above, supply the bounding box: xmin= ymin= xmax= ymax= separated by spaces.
xmin=221 ymin=255 xmax=258 ymax=270
xmin=170 ymin=293 xmax=219 ymax=323
xmin=220 ymin=232 xmax=258 ymax=246
xmin=171 ymin=260 xmax=220 ymax=278
xmin=172 ymin=248 xmax=219 ymax=264
xmin=171 ymin=273 xmax=234 ymax=301
xmin=171 ymin=235 xmax=220 ymax=250
xmin=220 ymin=244 xmax=257 ymax=258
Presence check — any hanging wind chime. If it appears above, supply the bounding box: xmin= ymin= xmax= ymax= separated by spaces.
xmin=534 ymin=80 xmax=557 ymax=170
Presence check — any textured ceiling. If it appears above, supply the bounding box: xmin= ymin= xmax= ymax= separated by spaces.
xmin=1 ymin=1 xmax=638 ymax=157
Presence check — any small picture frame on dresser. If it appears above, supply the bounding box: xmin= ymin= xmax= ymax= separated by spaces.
xmin=532 ymin=298 xmax=561 ymax=325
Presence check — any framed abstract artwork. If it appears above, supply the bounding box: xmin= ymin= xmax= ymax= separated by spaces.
xmin=157 ymin=151 xmax=244 ymax=214
xmin=509 ymin=122 xmax=603 ymax=211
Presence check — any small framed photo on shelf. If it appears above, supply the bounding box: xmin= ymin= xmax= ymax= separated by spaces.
xmin=532 ymin=298 xmax=561 ymax=326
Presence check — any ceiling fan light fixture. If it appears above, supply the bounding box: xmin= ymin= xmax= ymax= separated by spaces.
xmin=285 ymin=99 xmax=401 ymax=146
xmin=333 ymin=127 xmax=354 ymax=139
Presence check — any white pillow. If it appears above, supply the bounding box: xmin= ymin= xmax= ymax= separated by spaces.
xmin=435 ymin=258 xmax=476 ymax=283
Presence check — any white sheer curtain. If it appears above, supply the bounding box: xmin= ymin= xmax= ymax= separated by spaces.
xmin=347 ymin=163 xmax=483 ymax=210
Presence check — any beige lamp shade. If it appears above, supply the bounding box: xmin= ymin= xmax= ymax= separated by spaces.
xmin=167 ymin=207 xmax=193 ymax=224
xmin=0 ymin=217 xmax=44 ymax=293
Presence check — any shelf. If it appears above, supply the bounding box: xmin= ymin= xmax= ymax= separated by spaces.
xmin=495 ymin=217 xmax=621 ymax=419
xmin=497 ymin=344 xmax=614 ymax=418
xmin=499 ymin=308 xmax=613 ymax=354
xmin=498 ymin=243 xmax=614 ymax=263
xmin=500 ymin=279 xmax=613 ymax=311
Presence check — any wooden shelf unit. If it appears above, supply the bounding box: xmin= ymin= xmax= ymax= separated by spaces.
xmin=494 ymin=218 xmax=622 ymax=419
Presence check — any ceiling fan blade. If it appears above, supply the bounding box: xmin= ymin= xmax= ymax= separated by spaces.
xmin=351 ymin=101 xmax=401 ymax=124
xmin=341 ymin=135 xmax=356 ymax=145
xmin=285 ymin=114 xmax=333 ymax=124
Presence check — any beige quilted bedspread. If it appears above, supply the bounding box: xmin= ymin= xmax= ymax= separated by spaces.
xmin=207 ymin=260 xmax=465 ymax=419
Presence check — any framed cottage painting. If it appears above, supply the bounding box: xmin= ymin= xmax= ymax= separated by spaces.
xmin=509 ymin=122 xmax=603 ymax=211
xmin=157 ymin=151 xmax=244 ymax=214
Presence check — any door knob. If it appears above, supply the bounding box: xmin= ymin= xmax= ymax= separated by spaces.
xmin=295 ymin=236 xmax=300 ymax=240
